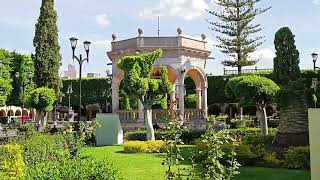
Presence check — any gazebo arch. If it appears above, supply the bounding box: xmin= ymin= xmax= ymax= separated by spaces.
xmin=15 ymin=110 xmax=22 ymax=117
xmin=107 ymin=29 xmax=212 ymax=123
xmin=22 ymin=110 xmax=29 ymax=117
xmin=0 ymin=110 xmax=6 ymax=117
xmin=7 ymin=110 xmax=14 ymax=117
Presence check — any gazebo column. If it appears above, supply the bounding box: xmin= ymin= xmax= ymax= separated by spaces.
xmin=170 ymin=84 xmax=177 ymax=109
xmin=111 ymin=82 xmax=119 ymax=113
xmin=196 ymin=88 xmax=202 ymax=110
xmin=202 ymin=86 xmax=208 ymax=119
xmin=178 ymin=77 xmax=185 ymax=119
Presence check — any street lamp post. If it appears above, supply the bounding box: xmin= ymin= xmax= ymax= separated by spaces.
xmin=69 ymin=37 xmax=91 ymax=121
xmin=15 ymin=72 xmax=33 ymax=114
xmin=312 ymin=53 xmax=318 ymax=70
xmin=66 ymin=84 xmax=73 ymax=110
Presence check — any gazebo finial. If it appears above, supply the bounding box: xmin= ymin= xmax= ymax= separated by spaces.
xmin=112 ymin=34 xmax=117 ymax=42
xmin=138 ymin=28 xmax=143 ymax=37
xmin=177 ymin=28 xmax=182 ymax=36
xmin=201 ymin=34 xmax=207 ymax=41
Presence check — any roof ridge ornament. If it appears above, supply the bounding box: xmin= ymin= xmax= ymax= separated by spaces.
xmin=138 ymin=28 xmax=143 ymax=37
xmin=177 ymin=28 xmax=182 ymax=36
xmin=112 ymin=34 xmax=117 ymax=42
xmin=201 ymin=34 xmax=206 ymax=41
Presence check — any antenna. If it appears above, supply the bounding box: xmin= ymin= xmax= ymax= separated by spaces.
xmin=157 ymin=16 xmax=160 ymax=37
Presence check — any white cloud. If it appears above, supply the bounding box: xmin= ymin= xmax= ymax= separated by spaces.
xmin=313 ymin=0 xmax=320 ymax=5
xmin=251 ymin=48 xmax=275 ymax=68
xmin=95 ymin=14 xmax=110 ymax=27
xmin=140 ymin=0 xmax=208 ymax=20
xmin=92 ymin=40 xmax=111 ymax=47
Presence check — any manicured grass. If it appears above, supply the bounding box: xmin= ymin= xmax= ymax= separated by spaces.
xmin=83 ymin=145 xmax=310 ymax=180
xmin=234 ymin=167 xmax=310 ymax=180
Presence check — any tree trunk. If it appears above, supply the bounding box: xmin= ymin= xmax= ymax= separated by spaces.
xmin=36 ymin=110 xmax=47 ymax=132
xmin=238 ymin=66 xmax=242 ymax=74
xmin=144 ymin=108 xmax=155 ymax=140
xmin=256 ymin=104 xmax=268 ymax=135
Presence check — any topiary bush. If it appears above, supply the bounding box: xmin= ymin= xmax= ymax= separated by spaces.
xmin=125 ymin=130 xmax=205 ymax=144
xmin=284 ymin=146 xmax=310 ymax=169
xmin=225 ymin=128 xmax=277 ymax=139
xmin=123 ymin=140 xmax=166 ymax=153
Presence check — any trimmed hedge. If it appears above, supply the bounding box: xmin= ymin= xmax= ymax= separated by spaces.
xmin=125 ymin=128 xmax=277 ymax=144
xmin=61 ymin=70 xmax=320 ymax=110
xmin=123 ymin=140 xmax=166 ymax=153
xmin=125 ymin=130 xmax=206 ymax=144
xmin=226 ymin=128 xmax=277 ymax=138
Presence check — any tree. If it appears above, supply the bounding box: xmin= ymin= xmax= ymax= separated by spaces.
xmin=0 ymin=49 xmax=13 ymax=106
xmin=7 ymin=52 xmax=35 ymax=106
xmin=25 ymin=87 xmax=56 ymax=130
xmin=272 ymin=27 xmax=309 ymax=147
xmin=273 ymin=27 xmax=300 ymax=85
xmin=225 ymin=76 xmax=279 ymax=135
xmin=33 ymin=0 xmax=62 ymax=97
xmin=117 ymin=49 xmax=172 ymax=140
xmin=207 ymin=0 xmax=271 ymax=74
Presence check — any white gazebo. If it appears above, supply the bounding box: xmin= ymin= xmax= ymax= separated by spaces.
xmin=107 ymin=29 xmax=212 ymax=125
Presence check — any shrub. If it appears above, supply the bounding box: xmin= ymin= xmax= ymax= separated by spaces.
xmin=21 ymin=132 xmax=69 ymax=166
xmin=208 ymin=114 xmax=228 ymax=121
xmin=0 ymin=144 xmax=26 ymax=179
xmin=235 ymin=143 xmax=256 ymax=166
xmin=123 ymin=140 xmax=166 ymax=153
xmin=26 ymin=157 xmax=120 ymax=180
xmin=284 ymin=146 xmax=310 ymax=169
xmin=126 ymin=130 xmax=205 ymax=144
xmin=225 ymin=128 xmax=277 ymax=139
xmin=263 ymin=152 xmax=284 ymax=168
xmin=242 ymin=134 xmax=275 ymax=148
xmin=185 ymin=94 xmax=196 ymax=108
xmin=191 ymin=130 xmax=240 ymax=179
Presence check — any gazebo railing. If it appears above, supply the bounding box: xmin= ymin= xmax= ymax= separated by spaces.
xmin=116 ymin=109 xmax=205 ymax=123
xmin=116 ymin=110 xmax=139 ymax=122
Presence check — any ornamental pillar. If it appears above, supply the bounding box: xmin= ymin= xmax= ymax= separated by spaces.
xmin=111 ymin=81 xmax=119 ymax=112
xmin=202 ymin=86 xmax=208 ymax=119
xmin=178 ymin=77 xmax=185 ymax=119
xmin=196 ymin=88 xmax=202 ymax=110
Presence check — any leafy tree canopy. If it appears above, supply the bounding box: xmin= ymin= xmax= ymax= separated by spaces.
xmin=25 ymin=87 xmax=56 ymax=112
xmin=117 ymin=49 xmax=172 ymax=109
xmin=226 ymin=75 xmax=280 ymax=106
xmin=7 ymin=52 xmax=35 ymax=106
xmin=0 ymin=49 xmax=13 ymax=106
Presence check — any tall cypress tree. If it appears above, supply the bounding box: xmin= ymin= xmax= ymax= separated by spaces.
xmin=33 ymin=0 xmax=62 ymax=97
xmin=273 ymin=27 xmax=308 ymax=147
xmin=273 ymin=27 xmax=300 ymax=85
xmin=207 ymin=0 xmax=271 ymax=74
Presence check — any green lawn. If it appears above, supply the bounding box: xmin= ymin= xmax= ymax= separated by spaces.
xmin=83 ymin=146 xmax=310 ymax=180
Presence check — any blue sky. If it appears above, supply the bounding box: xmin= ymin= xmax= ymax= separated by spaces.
xmin=0 ymin=0 xmax=320 ymax=76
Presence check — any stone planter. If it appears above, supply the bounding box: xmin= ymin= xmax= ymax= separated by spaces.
xmin=308 ymin=108 xmax=320 ymax=180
